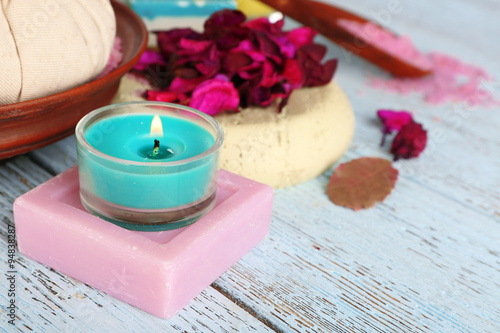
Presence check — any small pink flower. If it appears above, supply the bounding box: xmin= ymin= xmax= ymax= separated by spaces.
xmin=189 ymin=77 xmax=240 ymax=115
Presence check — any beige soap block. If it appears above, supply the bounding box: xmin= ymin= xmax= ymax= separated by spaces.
xmin=0 ymin=0 xmax=116 ymax=105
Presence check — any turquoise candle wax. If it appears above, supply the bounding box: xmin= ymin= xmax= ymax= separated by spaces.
xmin=84 ymin=114 xmax=213 ymax=164
xmin=76 ymin=103 xmax=223 ymax=221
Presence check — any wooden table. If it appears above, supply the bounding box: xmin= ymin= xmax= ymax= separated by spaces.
xmin=1 ymin=0 xmax=499 ymax=331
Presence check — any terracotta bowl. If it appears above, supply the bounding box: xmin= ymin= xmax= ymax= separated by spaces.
xmin=0 ymin=0 xmax=148 ymax=160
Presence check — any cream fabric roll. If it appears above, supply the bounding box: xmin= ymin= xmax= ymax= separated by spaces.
xmin=0 ymin=0 xmax=116 ymax=105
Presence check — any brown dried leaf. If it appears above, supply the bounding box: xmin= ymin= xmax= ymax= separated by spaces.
xmin=326 ymin=157 xmax=398 ymax=211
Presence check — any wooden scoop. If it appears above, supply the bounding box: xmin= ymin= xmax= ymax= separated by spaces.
xmin=258 ymin=0 xmax=431 ymax=78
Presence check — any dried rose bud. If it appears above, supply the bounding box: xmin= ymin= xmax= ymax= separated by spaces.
xmin=390 ymin=120 xmax=427 ymax=160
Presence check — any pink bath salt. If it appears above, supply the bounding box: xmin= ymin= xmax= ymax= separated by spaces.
xmin=370 ymin=52 xmax=500 ymax=107
xmin=337 ymin=19 xmax=433 ymax=71
xmin=97 ymin=37 xmax=124 ymax=78
xmin=338 ymin=19 xmax=499 ymax=107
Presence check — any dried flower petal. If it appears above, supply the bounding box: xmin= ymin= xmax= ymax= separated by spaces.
xmin=189 ymin=77 xmax=240 ymax=115
xmin=377 ymin=110 xmax=413 ymax=133
xmin=297 ymin=44 xmax=337 ymax=86
xmin=390 ymin=121 xmax=427 ymax=160
xmin=244 ymin=16 xmax=284 ymax=35
xmin=286 ymin=27 xmax=317 ymax=49
xmin=177 ymin=39 xmax=218 ymax=64
xmin=205 ymin=9 xmax=246 ymax=30
xmin=146 ymin=90 xmax=179 ymax=103
xmin=282 ymin=59 xmax=304 ymax=87
xmin=133 ymin=49 xmax=166 ymax=71
xmin=254 ymin=31 xmax=283 ymax=65
xmin=327 ymin=157 xmax=398 ymax=211
xmin=260 ymin=60 xmax=279 ymax=87
xmin=377 ymin=109 xmax=413 ymax=145
xmin=169 ymin=75 xmax=207 ymax=94
xmin=157 ymin=28 xmax=203 ymax=59
xmin=204 ymin=9 xmax=249 ymax=51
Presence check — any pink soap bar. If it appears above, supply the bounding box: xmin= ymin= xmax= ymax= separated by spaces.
xmin=14 ymin=166 xmax=273 ymax=318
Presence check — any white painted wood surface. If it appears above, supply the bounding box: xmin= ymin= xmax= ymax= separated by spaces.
xmin=1 ymin=0 xmax=499 ymax=332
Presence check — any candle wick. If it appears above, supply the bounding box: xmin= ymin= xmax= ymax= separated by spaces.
xmin=153 ymin=139 xmax=160 ymax=156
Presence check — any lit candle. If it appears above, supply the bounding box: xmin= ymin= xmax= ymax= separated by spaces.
xmin=75 ymin=102 xmax=224 ymax=231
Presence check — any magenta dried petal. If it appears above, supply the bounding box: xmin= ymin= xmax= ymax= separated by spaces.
xmin=255 ymin=31 xmax=283 ymax=64
xmin=133 ymin=50 xmax=166 ymax=71
xmin=272 ymin=35 xmax=296 ymax=59
xmin=249 ymin=83 xmax=290 ymax=107
xmin=175 ymin=39 xmax=220 ymax=66
xmin=249 ymin=86 xmax=271 ymax=106
xmin=146 ymin=90 xmax=179 ymax=103
xmin=287 ymin=27 xmax=317 ymax=48
xmin=260 ymin=60 xmax=279 ymax=88
xmin=223 ymin=52 xmax=254 ymax=76
xmin=204 ymin=9 xmax=249 ymax=51
xmin=377 ymin=110 xmax=413 ymax=133
xmin=204 ymin=9 xmax=246 ymax=30
xmin=157 ymin=28 xmax=203 ymax=59
xmin=169 ymin=75 xmax=206 ymax=94
xmin=377 ymin=109 xmax=414 ymax=146
xmin=195 ymin=60 xmax=221 ymax=77
xmin=237 ymin=66 xmax=263 ymax=80
xmin=299 ymin=44 xmax=327 ymax=63
xmin=213 ymin=27 xmax=252 ymax=51
xmin=223 ymin=40 xmax=267 ymax=79
xmin=213 ymin=73 xmax=230 ymax=81
xmin=231 ymin=39 xmax=266 ymax=62
xmin=282 ymin=58 xmax=305 ymax=87
xmin=233 ymin=39 xmax=254 ymax=52
xmin=244 ymin=17 xmax=284 ymax=35
xmin=179 ymin=38 xmax=214 ymax=54
xmin=305 ymin=58 xmax=337 ymax=86
xmin=390 ymin=121 xmax=427 ymax=160
xmin=189 ymin=78 xmax=240 ymax=115
xmin=296 ymin=44 xmax=337 ymax=87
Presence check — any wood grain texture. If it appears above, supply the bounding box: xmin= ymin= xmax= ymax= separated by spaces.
xmin=2 ymin=0 xmax=500 ymax=332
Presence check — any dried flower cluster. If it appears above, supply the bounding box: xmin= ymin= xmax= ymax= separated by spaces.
xmin=377 ymin=110 xmax=427 ymax=160
xmin=133 ymin=9 xmax=337 ymax=115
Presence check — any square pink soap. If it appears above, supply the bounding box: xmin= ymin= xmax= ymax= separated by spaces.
xmin=14 ymin=166 xmax=273 ymax=318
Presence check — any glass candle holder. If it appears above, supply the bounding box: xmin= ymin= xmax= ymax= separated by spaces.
xmin=75 ymin=102 xmax=224 ymax=231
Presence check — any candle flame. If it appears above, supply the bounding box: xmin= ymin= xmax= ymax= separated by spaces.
xmin=150 ymin=115 xmax=163 ymax=136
